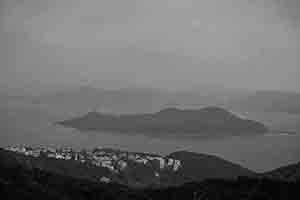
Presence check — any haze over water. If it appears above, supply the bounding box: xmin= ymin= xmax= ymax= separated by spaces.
xmin=1 ymin=0 xmax=300 ymax=92
xmin=1 ymin=0 xmax=300 ymax=174
xmin=1 ymin=101 xmax=300 ymax=173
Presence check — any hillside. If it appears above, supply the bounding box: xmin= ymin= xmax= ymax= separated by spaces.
xmin=0 ymin=147 xmax=256 ymax=188
xmin=168 ymin=151 xmax=255 ymax=182
xmin=0 ymin=148 xmax=299 ymax=200
xmin=0 ymin=148 xmax=113 ymax=183
xmin=263 ymin=162 xmax=300 ymax=181
xmin=58 ymin=107 xmax=268 ymax=136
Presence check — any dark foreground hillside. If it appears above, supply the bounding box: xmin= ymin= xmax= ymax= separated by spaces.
xmin=169 ymin=151 xmax=254 ymax=182
xmin=0 ymin=149 xmax=299 ymax=200
xmin=0 ymin=148 xmax=255 ymax=187
xmin=1 ymin=159 xmax=299 ymax=200
xmin=264 ymin=162 xmax=300 ymax=181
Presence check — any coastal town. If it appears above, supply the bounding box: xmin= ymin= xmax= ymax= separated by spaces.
xmin=5 ymin=146 xmax=182 ymax=175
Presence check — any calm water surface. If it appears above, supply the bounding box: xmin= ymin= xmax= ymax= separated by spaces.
xmin=1 ymin=102 xmax=299 ymax=173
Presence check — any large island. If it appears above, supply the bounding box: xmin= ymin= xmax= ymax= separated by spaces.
xmin=58 ymin=107 xmax=268 ymax=136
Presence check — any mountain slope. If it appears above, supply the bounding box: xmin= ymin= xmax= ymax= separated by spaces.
xmin=168 ymin=151 xmax=255 ymax=182
xmin=58 ymin=107 xmax=268 ymax=136
xmin=0 ymin=152 xmax=141 ymax=200
xmin=0 ymin=147 xmax=256 ymax=187
xmin=1 ymin=148 xmax=300 ymax=200
xmin=263 ymin=162 xmax=300 ymax=181
xmin=0 ymin=148 xmax=114 ymax=183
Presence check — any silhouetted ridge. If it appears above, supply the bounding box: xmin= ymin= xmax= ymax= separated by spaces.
xmin=156 ymin=107 xmax=233 ymax=118
xmin=264 ymin=162 xmax=300 ymax=181
xmin=157 ymin=107 xmax=182 ymax=114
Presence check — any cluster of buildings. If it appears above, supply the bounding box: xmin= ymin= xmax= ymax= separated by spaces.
xmin=5 ymin=146 xmax=181 ymax=174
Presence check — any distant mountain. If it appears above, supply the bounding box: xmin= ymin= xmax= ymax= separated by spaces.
xmin=58 ymin=107 xmax=268 ymax=136
xmin=263 ymin=162 xmax=300 ymax=181
xmin=230 ymin=90 xmax=300 ymax=114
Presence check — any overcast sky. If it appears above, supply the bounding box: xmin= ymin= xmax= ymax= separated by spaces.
xmin=0 ymin=0 xmax=299 ymax=92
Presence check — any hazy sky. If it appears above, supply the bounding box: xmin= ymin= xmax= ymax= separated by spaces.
xmin=0 ymin=0 xmax=299 ymax=92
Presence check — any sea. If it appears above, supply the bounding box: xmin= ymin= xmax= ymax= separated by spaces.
xmin=1 ymin=101 xmax=299 ymax=173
